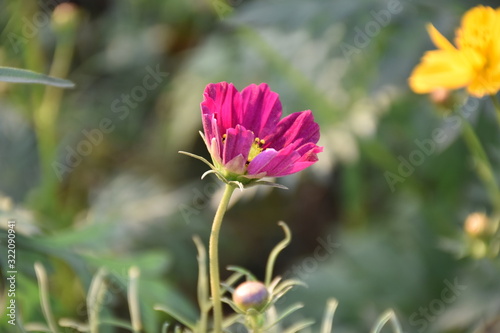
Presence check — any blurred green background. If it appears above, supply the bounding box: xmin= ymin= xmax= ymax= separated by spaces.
xmin=1 ymin=0 xmax=500 ymax=332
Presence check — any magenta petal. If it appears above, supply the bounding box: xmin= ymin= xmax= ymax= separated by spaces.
xmin=201 ymin=82 xmax=241 ymax=134
xmin=202 ymin=115 xmax=223 ymax=164
xmin=265 ymin=144 xmax=305 ymax=176
xmin=248 ymin=142 xmax=323 ymax=177
xmin=240 ymin=83 xmax=282 ymax=138
xmin=222 ymin=125 xmax=254 ymax=171
xmin=199 ymin=82 xmax=322 ymax=180
xmin=247 ymin=142 xmax=301 ymax=176
xmin=275 ymin=144 xmax=323 ymax=176
xmin=264 ymin=110 xmax=320 ymax=150
xmin=246 ymin=149 xmax=278 ymax=176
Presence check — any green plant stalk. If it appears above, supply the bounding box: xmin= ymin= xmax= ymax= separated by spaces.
xmin=209 ymin=183 xmax=236 ymax=333
xmin=490 ymin=94 xmax=500 ymax=128
xmin=34 ymin=262 xmax=60 ymax=333
xmin=34 ymin=33 xmax=76 ymax=179
xmin=248 ymin=314 xmax=263 ymax=333
xmin=489 ymin=94 xmax=500 ymax=241
xmin=87 ymin=268 xmax=108 ymax=333
xmin=193 ymin=236 xmax=209 ymax=333
xmin=128 ymin=266 xmax=142 ymax=333
xmin=460 ymin=116 xmax=500 ymax=214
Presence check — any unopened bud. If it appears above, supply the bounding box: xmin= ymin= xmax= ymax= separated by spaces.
xmin=430 ymin=88 xmax=450 ymax=105
xmin=52 ymin=3 xmax=80 ymax=32
xmin=429 ymin=88 xmax=458 ymax=114
xmin=233 ymin=281 xmax=269 ymax=312
xmin=464 ymin=212 xmax=488 ymax=237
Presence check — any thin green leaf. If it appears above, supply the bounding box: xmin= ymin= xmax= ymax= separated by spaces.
xmin=221 ymin=297 xmax=245 ymax=315
xmin=320 ymin=299 xmax=338 ymax=333
xmin=220 ymin=271 xmax=245 ymax=296
xmin=267 ymin=276 xmax=283 ymax=294
xmin=370 ymin=309 xmax=402 ymax=333
xmin=265 ymin=222 xmax=292 ymax=286
xmin=154 ymin=304 xmax=196 ymax=330
xmin=128 ymin=266 xmax=142 ymax=333
xmin=250 ymin=180 xmax=289 ymax=190
xmin=0 ymin=66 xmax=75 ymax=88
xmin=99 ymin=317 xmax=135 ymax=330
xmin=282 ymin=319 xmax=315 ymax=333
xmin=34 ymin=262 xmax=60 ymax=333
xmin=264 ymin=303 xmax=304 ymax=330
xmin=272 ymin=279 xmax=307 ymax=300
xmin=58 ymin=318 xmax=89 ymax=332
xmin=226 ymin=265 xmax=258 ymax=282
xmin=16 ymin=315 xmax=29 ymax=333
xmin=87 ymin=268 xmax=108 ymax=333
xmin=193 ymin=236 xmax=209 ymax=333
xmin=23 ymin=323 xmax=51 ymax=332
xmin=178 ymin=151 xmax=217 ymax=171
xmin=222 ymin=313 xmax=242 ymax=329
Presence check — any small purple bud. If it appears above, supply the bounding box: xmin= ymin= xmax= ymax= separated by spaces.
xmin=232 ymin=281 xmax=269 ymax=312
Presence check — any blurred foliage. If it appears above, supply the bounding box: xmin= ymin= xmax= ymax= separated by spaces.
xmin=1 ymin=0 xmax=500 ymax=332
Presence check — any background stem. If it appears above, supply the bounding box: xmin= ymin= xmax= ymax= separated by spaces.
xmin=490 ymin=94 xmax=500 ymax=128
xmin=460 ymin=116 xmax=500 ymax=214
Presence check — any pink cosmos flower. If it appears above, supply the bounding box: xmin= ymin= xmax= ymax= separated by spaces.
xmin=200 ymin=82 xmax=323 ymax=183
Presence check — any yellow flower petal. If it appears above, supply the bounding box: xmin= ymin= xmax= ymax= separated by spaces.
xmin=487 ymin=8 xmax=500 ymax=62
xmin=409 ymin=50 xmax=475 ymax=93
xmin=409 ymin=5 xmax=500 ymax=96
xmin=455 ymin=5 xmax=497 ymax=52
xmin=426 ymin=24 xmax=455 ymax=51
xmin=468 ymin=63 xmax=500 ymax=97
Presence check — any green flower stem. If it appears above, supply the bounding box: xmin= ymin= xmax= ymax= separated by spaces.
xmin=490 ymin=94 xmax=500 ymax=128
xmin=34 ymin=29 xmax=76 ymax=178
xmin=209 ymin=183 xmax=237 ymax=333
xmin=460 ymin=116 xmax=500 ymax=214
xmin=34 ymin=262 xmax=60 ymax=333
xmin=128 ymin=266 xmax=142 ymax=333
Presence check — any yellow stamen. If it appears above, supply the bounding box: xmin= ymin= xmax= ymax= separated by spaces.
xmin=247 ymin=137 xmax=264 ymax=163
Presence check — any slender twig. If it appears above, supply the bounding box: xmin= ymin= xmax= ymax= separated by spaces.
xmin=209 ymin=183 xmax=236 ymax=333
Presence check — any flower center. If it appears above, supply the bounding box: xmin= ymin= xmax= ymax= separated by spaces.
xmin=247 ymin=138 xmax=265 ymax=163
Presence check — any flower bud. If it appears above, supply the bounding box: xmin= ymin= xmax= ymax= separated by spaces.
xmin=232 ymin=281 xmax=269 ymax=312
xmin=52 ymin=3 xmax=80 ymax=32
xmin=464 ymin=212 xmax=488 ymax=237
xmin=430 ymin=88 xmax=451 ymax=106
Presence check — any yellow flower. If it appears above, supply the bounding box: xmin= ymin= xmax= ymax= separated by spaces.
xmin=409 ymin=6 xmax=500 ymax=97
